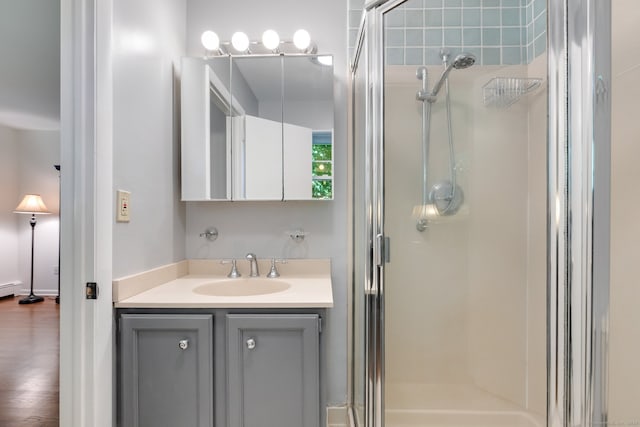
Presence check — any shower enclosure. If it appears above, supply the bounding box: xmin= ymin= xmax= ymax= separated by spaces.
xmin=349 ymin=0 xmax=620 ymax=426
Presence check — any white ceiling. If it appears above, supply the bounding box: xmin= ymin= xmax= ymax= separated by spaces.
xmin=0 ymin=0 xmax=60 ymax=131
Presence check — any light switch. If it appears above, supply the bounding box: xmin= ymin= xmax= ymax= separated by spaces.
xmin=116 ymin=190 xmax=131 ymax=222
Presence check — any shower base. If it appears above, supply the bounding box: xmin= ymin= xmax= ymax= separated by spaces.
xmin=385 ymin=383 xmax=544 ymax=427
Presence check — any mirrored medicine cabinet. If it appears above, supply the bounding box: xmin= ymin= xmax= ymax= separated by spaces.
xmin=180 ymin=54 xmax=334 ymax=201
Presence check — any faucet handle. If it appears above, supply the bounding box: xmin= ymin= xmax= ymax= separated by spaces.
xmin=221 ymin=259 xmax=241 ymax=278
xmin=199 ymin=227 xmax=219 ymax=241
xmin=267 ymin=258 xmax=287 ymax=278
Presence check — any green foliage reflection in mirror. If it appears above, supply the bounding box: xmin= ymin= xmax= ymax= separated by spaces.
xmin=312 ymin=131 xmax=333 ymax=199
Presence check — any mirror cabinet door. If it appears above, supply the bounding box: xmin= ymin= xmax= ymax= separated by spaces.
xmin=283 ymin=55 xmax=334 ymax=200
xmin=181 ymin=56 xmax=232 ymax=201
xmin=231 ymin=56 xmax=284 ymax=201
xmin=181 ymin=55 xmax=333 ymax=201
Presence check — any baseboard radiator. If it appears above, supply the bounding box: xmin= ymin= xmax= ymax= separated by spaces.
xmin=0 ymin=282 xmax=22 ymax=298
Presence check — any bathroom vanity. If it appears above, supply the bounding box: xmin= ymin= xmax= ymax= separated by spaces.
xmin=113 ymin=259 xmax=333 ymax=427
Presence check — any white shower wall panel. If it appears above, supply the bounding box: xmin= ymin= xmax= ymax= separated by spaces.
xmin=466 ymin=64 xmax=530 ymax=408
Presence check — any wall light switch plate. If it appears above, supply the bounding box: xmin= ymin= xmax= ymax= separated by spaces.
xmin=116 ymin=190 xmax=131 ymax=222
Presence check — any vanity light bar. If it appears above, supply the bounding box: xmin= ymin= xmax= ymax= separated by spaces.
xmin=201 ymin=29 xmax=317 ymax=55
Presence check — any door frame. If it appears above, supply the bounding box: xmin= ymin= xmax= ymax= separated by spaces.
xmin=60 ymin=0 xmax=114 ymax=425
xmin=549 ymin=0 xmax=611 ymax=425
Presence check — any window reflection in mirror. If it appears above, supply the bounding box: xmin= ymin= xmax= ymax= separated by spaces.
xmin=312 ymin=131 xmax=333 ymax=199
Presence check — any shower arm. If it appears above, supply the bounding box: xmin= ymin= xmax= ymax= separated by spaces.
xmin=415 ymin=51 xmax=473 ymax=227
xmin=429 ymin=62 xmax=456 ymax=98
xmin=434 ymin=53 xmax=459 ymax=215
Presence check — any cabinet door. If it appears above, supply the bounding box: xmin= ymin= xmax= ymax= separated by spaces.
xmin=243 ymin=115 xmax=283 ymax=200
xmin=120 ymin=314 xmax=213 ymax=427
xmin=283 ymin=122 xmax=313 ymax=200
xmin=227 ymin=314 xmax=319 ymax=427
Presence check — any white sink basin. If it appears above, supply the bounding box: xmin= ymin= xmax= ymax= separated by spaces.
xmin=192 ymin=279 xmax=291 ymax=297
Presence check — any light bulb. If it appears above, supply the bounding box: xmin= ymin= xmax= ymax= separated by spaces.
xmin=200 ymin=31 xmax=220 ymax=51
xmin=231 ymin=31 xmax=250 ymax=52
xmin=293 ymin=29 xmax=311 ymax=50
xmin=262 ymin=30 xmax=280 ymax=51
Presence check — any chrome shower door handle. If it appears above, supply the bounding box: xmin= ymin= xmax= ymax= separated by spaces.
xmin=375 ymin=234 xmax=390 ymax=266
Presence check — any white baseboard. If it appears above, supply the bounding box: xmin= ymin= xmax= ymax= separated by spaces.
xmin=0 ymin=282 xmax=22 ymax=298
xmin=16 ymin=288 xmax=58 ymax=297
xmin=2 ymin=282 xmax=57 ymax=297
xmin=326 ymin=405 xmax=349 ymax=427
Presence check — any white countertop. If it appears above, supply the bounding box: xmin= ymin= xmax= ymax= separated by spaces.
xmin=113 ymin=259 xmax=334 ymax=309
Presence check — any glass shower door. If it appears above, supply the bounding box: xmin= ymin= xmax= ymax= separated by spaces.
xmin=379 ymin=1 xmax=547 ymax=426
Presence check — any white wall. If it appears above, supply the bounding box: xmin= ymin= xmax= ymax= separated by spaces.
xmin=609 ymin=0 xmax=640 ymax=419
xmin=185 ymin=0 xmax=348 ymax=405
xmin=0 ymin=0 xmax=60 ymax=130
xmin=0 ymin=125 xmax=20 ymax=286
xmin=466 ymin=64 xmax=530 ymax=407
xmin=112 ymin=0 xmax=187 ymax=278
xmin=466 ymin=61 xmax=547 ymax=413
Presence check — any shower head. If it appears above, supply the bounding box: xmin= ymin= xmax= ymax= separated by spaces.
xmin=452 ymin=53 xmax=476 ymax=69
xmin=430 ymin=52 xmax=476 ymax=97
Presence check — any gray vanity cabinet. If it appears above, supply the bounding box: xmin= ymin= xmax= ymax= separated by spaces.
xmin=119 ymin=314 xmax=214 ymax=427
xmin=226 ymin=314 xmax=320 ymax=427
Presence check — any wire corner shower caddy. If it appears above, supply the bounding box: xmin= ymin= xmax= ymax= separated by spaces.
xmin=483 ymin=77 xmax=543 ymax=108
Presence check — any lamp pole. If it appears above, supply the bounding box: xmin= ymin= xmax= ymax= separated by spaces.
xmin=20 ymin=214 xmax=44 ymax=304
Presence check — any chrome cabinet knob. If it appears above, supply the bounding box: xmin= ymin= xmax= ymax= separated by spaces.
xmin=246 ymin=338 xmax=256 ymax=350
xmin=178 ymin=339 xmax=189 ymax=350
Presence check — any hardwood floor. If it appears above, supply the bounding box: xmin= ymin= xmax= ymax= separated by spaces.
xmin=0 ymin=295 xmax=59 ymax=427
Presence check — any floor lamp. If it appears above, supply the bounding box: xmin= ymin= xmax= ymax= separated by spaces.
xmin=14 ymin=194 xmax=51 ymax=305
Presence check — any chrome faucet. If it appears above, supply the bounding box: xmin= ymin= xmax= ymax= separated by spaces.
xmin=245 ymin=253 xmax=259 ymax=277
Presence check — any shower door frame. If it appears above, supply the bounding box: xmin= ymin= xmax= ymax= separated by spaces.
xmin=350 ymin=3 xmax=388 ymax=426
xmin=349 ymin=0 xmax=612 ymax=426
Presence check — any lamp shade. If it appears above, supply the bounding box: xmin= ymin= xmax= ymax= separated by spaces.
xmin=14 ymin=194 xmax=51 ymax=215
